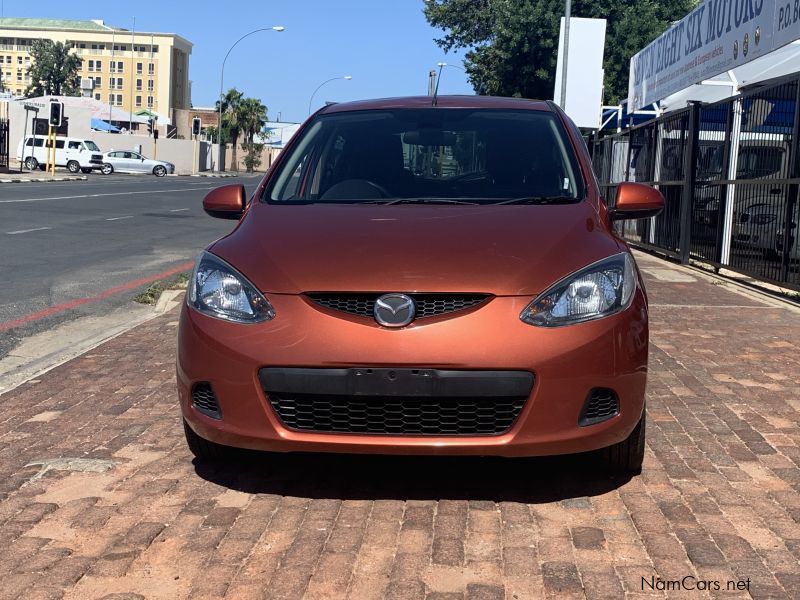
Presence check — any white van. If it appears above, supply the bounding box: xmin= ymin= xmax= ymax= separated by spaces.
xmin=16 ymin=136 xmax=104 ymax=173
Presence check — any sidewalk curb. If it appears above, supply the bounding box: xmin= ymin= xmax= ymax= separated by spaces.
xmin=0 ymin=175 xmax=88 ymax=183
xmin=0 ymin=304 xmax=167 ymax=397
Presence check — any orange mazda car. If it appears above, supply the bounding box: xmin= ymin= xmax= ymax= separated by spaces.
xmin=177 ymin=96 xmax=664 ymax=473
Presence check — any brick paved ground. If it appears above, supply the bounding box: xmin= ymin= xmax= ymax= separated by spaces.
xmin=0 ymin=253 xmax=798 ymax=599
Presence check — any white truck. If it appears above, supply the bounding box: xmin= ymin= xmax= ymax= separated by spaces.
xmin=16 ymin=136 xmax=105 ymax=173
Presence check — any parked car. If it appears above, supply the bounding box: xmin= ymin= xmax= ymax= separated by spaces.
xmin=101 ymin=150 xmax=175 ymax=176
xmin=177 ymin=96 xmax=665 ymax=474
xmin=16 ymin=135 xmax=104 ymax=173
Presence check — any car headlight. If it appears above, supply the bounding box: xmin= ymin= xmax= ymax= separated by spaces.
xmin=520 ymin=253 xmax=636 ymax=327
xmin=187 ymin=251 xmax=275 ymax=323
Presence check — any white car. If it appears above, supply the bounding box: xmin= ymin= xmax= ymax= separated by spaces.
xmin=17 ymin=136 xmax=104 ymax=173
xmin=101 ymin=150 xmax=175 ymax=177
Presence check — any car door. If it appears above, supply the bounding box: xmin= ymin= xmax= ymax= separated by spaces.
xmin=128 ymin=152 xmax=149 ymax=173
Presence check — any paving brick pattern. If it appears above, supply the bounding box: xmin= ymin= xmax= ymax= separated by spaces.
xmin=0 ymin=253 xmax=798 ymax=599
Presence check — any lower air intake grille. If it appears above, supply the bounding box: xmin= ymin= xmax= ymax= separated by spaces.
xmin=268 ymin=394 xmax=526 ymax=435
xmin=307 ymin=293 xmax=489 ymax=319
xmin=579 ymin=388 xmax=619 ymax=426
xmin=192 ymin=383 xmax=221 ymax=419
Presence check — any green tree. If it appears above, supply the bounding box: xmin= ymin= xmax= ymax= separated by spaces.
xmin=25 ymin=40 xmax=82 ymax=96
xmin=216 ymin=88 xmax=244 ymax=170
xmin=423 ymin=0 xmax=697 ymax=105
xmin=239 ymin=97 xmax=268 ymax=173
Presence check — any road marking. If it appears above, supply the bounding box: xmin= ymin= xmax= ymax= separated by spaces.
xmin=106 ymin=215 xmax=134 ymax=221
xmin=0 ymin=260 xmax=195 ymax=334
xmin=169 ymin=208 xmax=190 ymax=212
xmin=0 ymin=187 xmax=215 ymax=204
xmin=6 ymin=227 xmax=53 ymax=235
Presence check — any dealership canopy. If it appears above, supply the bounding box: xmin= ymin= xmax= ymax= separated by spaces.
xmin=628 ymin=0 xmax=800 ymax=111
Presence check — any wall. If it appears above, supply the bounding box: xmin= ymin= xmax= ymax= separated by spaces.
xmin=222 ymin=144 xmax=281 ymax=173
xmin=8 ymin=101 xmax=208 ymax=174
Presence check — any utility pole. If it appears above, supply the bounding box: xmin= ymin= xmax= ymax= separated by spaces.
xmin=129 ymin=17 xmax=135 ymax=132
xmin=559 ymin=0 xmax=571 ymax=108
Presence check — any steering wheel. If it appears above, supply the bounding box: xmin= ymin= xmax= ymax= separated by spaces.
xmin=320 ymin=179 xmax=392 ymax=200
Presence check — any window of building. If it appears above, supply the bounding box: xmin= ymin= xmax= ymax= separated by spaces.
xmin=136 ymin=78 xmax=142 ymax=91
xmin=88 ymin=60 xmax=94 ymax=71
xmin=94 ymin=76 xmax=101 ymax=87
xmin=94 ymin=93 xmax=101 ymax=101
xmin=117 ymin=94 xmax=123 ymax=106
xmin=135 ymin=95 xmax=142 ymax=107
xmin=116 ymin=77 xmax=123 ymax=89
xmin=16 ymin=71 xmax=21 ymax=82
xmin=95 ymin=60 xmax=102 ymax=71
xmin=147 ymin=96 xmax=154 ymax=107
xmin=136 ymin=62 xmax=143 ymax=74
xmin=117 ymin=61 xmax=123 ymax=72
xmin=147 ymin=80 xmax=154 ymax=92
xmin=16 ymin=56 xmax=21 ymax=65
xmin=5 ymin=55 xmax=10 ymax=63
xmin=148 ymin=63 xmax=154 ymax=75
xmin=108 ymin=76 xmax=115 ymax=89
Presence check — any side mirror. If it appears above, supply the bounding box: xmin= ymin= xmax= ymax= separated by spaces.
xmin=609 ymin=182 xmax=665 ymax=221
xmin=203 ymin=184 xmax=246 ymax=220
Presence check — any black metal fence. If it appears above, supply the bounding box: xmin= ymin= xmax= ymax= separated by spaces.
xmin=0 ymin=109 xmax=8 ymax=170
xmin=591 ymin=73 xmax=800 ymax=291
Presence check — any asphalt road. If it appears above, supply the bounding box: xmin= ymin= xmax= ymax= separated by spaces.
xmin=0 ymin=174 xmax=262 ymax=357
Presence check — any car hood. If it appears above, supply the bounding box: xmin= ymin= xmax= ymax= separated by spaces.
xmin=210 ymin=201 xmax=622 ymax=297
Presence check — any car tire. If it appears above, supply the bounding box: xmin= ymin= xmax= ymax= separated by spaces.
xmin=601 ymin=410 xmax=645 ymax=474
xmin=101 ymin=163 xmax=114 ymax=175
xmin=66 ymin=160 xmax=80 ymax=173
xmin=153 ymin=165 xmax=166 ymax=177
xmin=24 ymin=157 xmax=38 ymax=170
xmin=183 ymin=419 xmax=230 ymax=461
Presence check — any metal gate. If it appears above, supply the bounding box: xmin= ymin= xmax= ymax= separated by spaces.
xmin=592 ymin=73 xmax=800 ymax=292
xmin=0 ymin=117 xmax=8 ymax=170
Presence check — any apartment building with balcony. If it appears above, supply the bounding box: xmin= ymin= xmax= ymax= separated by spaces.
xmin=0 ymin=17 xmax=191 ymax=118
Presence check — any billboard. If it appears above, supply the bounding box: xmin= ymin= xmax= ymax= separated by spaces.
xmin=553 ymin=17 xmax=607 ymax=129
xmin=627 ymin=0 xmax=800 ymax=111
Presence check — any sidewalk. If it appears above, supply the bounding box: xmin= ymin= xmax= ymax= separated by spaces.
xmin=0 ymin=253 xmax=797 ymax=599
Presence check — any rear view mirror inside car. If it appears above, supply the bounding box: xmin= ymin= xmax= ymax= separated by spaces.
xmin=402 ymin=129 xmax=457 ymax=146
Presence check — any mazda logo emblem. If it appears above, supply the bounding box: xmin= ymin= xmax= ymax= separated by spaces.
xmin=374 ymin=293 xmax=415 ymax=327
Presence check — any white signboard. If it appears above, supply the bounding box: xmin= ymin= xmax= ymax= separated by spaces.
xmin=553 ymin=17 xmax=607 ymax=129
xmin=628 ymin=0 xmax=800 ymax=111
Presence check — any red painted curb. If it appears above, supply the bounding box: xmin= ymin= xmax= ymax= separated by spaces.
xmin=0 ymin=261 xmax=195 ymax=333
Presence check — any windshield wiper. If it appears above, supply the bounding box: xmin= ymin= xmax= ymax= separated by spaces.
xmin=381 ymin=198 xmax=480 ymax=205
xmin=491 ymin=195 xmax=579 ymax=205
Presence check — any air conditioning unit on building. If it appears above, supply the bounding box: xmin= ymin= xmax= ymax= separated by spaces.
xmin=80 ymin=77 xmax=95 ymax=98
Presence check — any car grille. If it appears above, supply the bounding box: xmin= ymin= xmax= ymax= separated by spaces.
xmin=192 ymin=382 xmax=221 ymax=419
xmin=578 ymin=388 xmax=619 ymax=426
xmin=307 ymin=293 xmax=489 ymax=319
xmin=268 ymin=393 xmax=526 ymax=435
xmin=91 ymin=154 xmax=103 ymax=161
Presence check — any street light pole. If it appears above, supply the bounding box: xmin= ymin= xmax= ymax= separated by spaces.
xmin=217 ymin=26 xmax=284 ymax=172
xmin=559 ymin=0 xmax=571 ymax=108
xmin=308 ymin=76 xmax=352 ymax=115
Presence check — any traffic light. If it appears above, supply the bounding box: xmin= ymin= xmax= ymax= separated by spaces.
xmin=192 ymin=117 xmax=201 ymax=137
xmin=147 ymin=118 xmax=154 ymax=135
xmin=49 ymin=102 xmax=63 ymax=127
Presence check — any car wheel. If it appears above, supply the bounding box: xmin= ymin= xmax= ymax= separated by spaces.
xmin=101 ymin=163 xmax=114 ymax=175
xmin=81 ymin=168 xmax=92 ymax=174
xmin=600 ymin=410 xmax=645 ymax=474
xmin=153 ymin=165 xmax=167 ymax=177
xmin=66 ymin=160 xmax=80 ymax=174
xmin=183 ymin=419 xmax=230 ymax=461
xmin=24 ymin=157 xmax=38 ymax=170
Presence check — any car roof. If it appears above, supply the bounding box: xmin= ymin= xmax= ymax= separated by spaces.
xmin=319 ymin=95 xmax=553 ymax=115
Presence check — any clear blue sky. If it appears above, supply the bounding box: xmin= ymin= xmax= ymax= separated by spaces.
xmin=3 ymin=0 xmax=474 ymax=123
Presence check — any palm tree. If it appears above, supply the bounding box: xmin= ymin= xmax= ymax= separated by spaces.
xmin=216 ymin=88 xmax=243 ymax=170
xmin=239 ymin=97 xmax=268 ymax=172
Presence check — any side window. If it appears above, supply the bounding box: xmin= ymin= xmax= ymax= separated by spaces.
xmin=25 ymin=138 xmax=33 ymax=147
xmin=55 ymin=140 xmax=65 ymax=149
xmin=123 ymin=152 xmax=134 ymax=159
xmin=68 ymin=141 xmax=81 ymax=150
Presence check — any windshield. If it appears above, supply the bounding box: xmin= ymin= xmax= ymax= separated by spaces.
xmin=265 ymin=109 xmax=583 ymax=204
xmin=84 ymin=141 xmax=101 ymax=152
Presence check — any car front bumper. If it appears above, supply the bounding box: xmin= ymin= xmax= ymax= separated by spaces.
xmin=177 ymin=290 xmax=649 ymax=457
